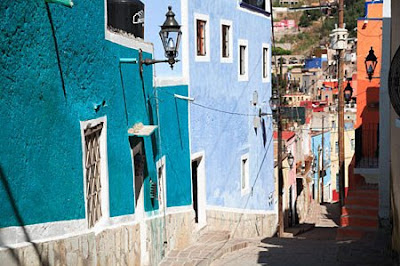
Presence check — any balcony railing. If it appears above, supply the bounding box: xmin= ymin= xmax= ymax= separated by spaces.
xmin=355 ymin=123 xmax=379 ymax=168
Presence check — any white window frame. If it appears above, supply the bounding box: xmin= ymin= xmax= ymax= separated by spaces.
xmin=80 ymin=116 xmax=110 ymax=230
xmin=103 ymin=0 xmax=153 ymax=53
xmin=238 ymin=39 xmax=249 ymax=81
xmin=262 ymin=43 xmax=271 ymax=83
xmin=194 ymin=13 xmax=210 ymax=62
xmin=241 ymin=153 xmax=250 ymax=195
xmin=220 ymin=19 xmax=233 ymax=63
xmin=156 ymin=156 xmax=167 ymax=212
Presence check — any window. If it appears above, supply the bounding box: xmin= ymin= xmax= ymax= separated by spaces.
xmin=238 ymin=39 xmax=248 ymax=81
xmin=262 ymin=44 xmax=270 ymax=82
xmin=197 ymin=20 xmax=206 ymax=56
xmin=222 ymin=25 xmax=229 ymax=58
xmin=240 ymin=46 xmax=246 ymax=74
xmin=81 ymin=117 xmax=109 ymax=229
xmin=335 ymin=141 xmax=339 ymax=154
xmin=220 ymin=20 xmax=233 ymax=63
xmin=194 ymin=13 xmax=210 ymax=62
xmin=240 ymin=0 xmax=270 ymax=14
xmin=84 ymin=123 xmax=103 ymax=228
xmin=241 ymin=154 xmax=250 ymax=195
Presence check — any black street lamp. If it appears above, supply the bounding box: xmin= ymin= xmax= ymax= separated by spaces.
xmin=365 ymin=47 xmax=378 ymax=81
xmin=139 ymin=6 xmax=182 ymax=74
xmin=287 ymin=152 xmax=294 ymax=170
xmin=269 ymin=89 xmax=280 ymax=115
xmin=344 ymin=80 xmax=353 ymax=103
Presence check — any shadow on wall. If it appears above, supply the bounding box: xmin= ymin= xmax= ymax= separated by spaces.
xmin=0 ymin=165 xmax=48 ymax=266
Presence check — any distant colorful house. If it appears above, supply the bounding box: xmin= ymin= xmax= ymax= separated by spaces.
xmin=311 ymin=130 xmax=331 ymax=202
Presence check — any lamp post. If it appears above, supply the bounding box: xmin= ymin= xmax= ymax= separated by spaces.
xmin=365 ymin=47 xmax=378 ymax=81
xmin=139 ymin=6 xmax=182 ymax=74
xmin=270 ymin=89 xmax=284 ymax=237
xmin=344 ymin=80 xmax=354 ymax=103
xmin=288 ymin=152 xmax=294 ymax=170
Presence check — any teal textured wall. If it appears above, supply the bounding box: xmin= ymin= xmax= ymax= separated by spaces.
xmin=0 ymin=0 xmax=191 ymax=227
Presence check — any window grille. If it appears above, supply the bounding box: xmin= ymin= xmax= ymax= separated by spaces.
xmin=84 ymin=123 xmax=103 ymax=228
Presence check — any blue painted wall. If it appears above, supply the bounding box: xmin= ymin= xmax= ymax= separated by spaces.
xmin=311 ymin=132 xmax=331 ymax=191
xmin=0 ymin=0 xmax=190 ymax=227
xmin=188 ymin=1 xmax=274 ymax=211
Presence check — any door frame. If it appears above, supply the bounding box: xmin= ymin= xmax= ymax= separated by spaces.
xmin=191 ymin=151 xmax=207 ymax=229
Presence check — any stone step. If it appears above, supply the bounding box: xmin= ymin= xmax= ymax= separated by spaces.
xmin=342 ymin=205 xmax=378 ymax=217
xmin=348 ymin=190 xmax=379 ymax=199
xmin=345 ymin=197 xmax=379 ymax=208
xmin=336 ymin=226 xmax=377 ymax=240
xmin=340 ymin=215 xmax=378 ymax=228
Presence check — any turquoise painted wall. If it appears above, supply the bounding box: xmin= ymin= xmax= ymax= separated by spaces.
xmin=0 ymin=0 xmax=191 ymax=227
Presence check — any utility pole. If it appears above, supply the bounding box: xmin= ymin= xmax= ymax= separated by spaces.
xmin=277 ymin=57 xmax=284 ymax=238
xmin=321 ymin=116 xmax=325 ymax=203
xmin=338 ymin=0 xmax=345 ymax=208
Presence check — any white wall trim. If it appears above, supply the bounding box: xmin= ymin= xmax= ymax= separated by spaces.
xmin=206 ymin=205 xmax=276 ymax=215
xmin=194 ymin=13 xmax=211 ymax=62
xmin=0 ymin=207 xmax=193 ymax=248
xmin=154 ymin=76 xmax=188 ymax=87
xmin=220 ymin=19 xmax=234 ymax=64
xmin=238 ymin=39 xmax=249 ymax=81
xmin=261 ymin=43 xmax=271 ymax=83
xmin=166 ymin=205 xmax=193 ymax=215
xmin=80 ymin=116 xmax=110 ymax=231
xmin=0 ymin=219 xmax=87 ymax=247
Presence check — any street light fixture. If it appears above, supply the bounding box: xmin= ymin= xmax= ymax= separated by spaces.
xmin=269 ymin=89 xmax=280 ymax=115
xmin=287 ymin=152 xmax=294 ymax=170
xmin=344 ymin=80 xmax=353 ymax=103
xmin=139 ymin=6 xmax=182 ymax=74
xmin=365 ymin=47 xmax=378 ymax=81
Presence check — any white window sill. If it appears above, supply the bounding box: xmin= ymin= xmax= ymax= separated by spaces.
xmin=221 ymin=57 xmax=233 ymax=64
xmin=195 ymin=55 xmax=210 ymax=62
xmin=238 ymin=75 xmax=249 ymax=82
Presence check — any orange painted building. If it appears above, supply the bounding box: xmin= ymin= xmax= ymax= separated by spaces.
xmin=346 ymin=0 xmax=383 ymax=192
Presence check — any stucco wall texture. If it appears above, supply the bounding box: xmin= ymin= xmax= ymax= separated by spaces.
xmin=188 ymin=0 xmax=274 ymax=211
xmin=0 ymin=0 xmax=191 ymax=227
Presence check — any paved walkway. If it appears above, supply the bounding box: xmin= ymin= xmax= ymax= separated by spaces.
xmin=159 ymin=231 xmax=253 ymax=266
xmin=160 ymin=203 xmax=396 ymax=266
xmin=212 ymin=203 xmax=396 ymax=266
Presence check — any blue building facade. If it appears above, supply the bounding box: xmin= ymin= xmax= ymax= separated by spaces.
xmin=187 ymin=0 xmax=276 ymax=236
xmin=311 ymin=131 xmax=332 ymax=201
xmin=0 ymin=0 xmax=193 ymax=264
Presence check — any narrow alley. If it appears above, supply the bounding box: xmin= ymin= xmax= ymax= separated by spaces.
xmin=2 ymin=0 xmax=400 ymax=265
xmin=211 ymin=203 xmax=393 ymax=266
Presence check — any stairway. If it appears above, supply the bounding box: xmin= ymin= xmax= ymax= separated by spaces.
xmin=337 ymin=185 xmax=379 ymax=240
